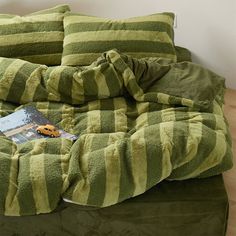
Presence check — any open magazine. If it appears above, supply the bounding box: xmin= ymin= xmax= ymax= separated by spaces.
xmin=0 ymin=106 xmax=77 ymax=144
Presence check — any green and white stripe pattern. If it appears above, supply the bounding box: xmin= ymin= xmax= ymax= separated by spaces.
xmin=62 ymin=12 xmax=177 ymax=66
xmin=0 ymin=50 xmax=232 ymax=216
xmin=0 ymin=5 xmax=70 ymax=65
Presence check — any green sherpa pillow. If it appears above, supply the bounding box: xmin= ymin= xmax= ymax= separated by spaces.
xmin=0 ymin=5 xmax=70 ymax=65
xmin=175 ymin=46 xmax=192 ymax=62
xmin=0 ymin=57 xmax=48 ymax=104
xmin=61 ymin=12 xmax=177 ymax=66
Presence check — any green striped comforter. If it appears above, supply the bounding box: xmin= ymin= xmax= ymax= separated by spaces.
xmin=0 ymin=50 xmax=233 ymax=216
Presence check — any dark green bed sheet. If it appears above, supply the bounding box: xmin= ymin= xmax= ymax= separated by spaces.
xmin=0 ymin=175 xmax=228 ymax=236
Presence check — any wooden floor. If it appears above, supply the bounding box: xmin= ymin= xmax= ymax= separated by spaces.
xmin=223 ymin=89 xmax=236 ymax=236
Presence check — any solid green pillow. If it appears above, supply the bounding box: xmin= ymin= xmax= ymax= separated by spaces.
xmin=0 ymin=5 xmax=70 ymax=65
xmin=175 ymin=46 xmax=192 ymax=62
xmin=62 ymin=12 xmax=177 ymax=66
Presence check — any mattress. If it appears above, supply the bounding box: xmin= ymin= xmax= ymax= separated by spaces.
xmin=0 ymin=175 xmax=228 ymax=236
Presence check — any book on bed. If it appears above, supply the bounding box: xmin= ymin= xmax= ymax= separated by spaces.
xmin=0 ymin=106 xmax=77 ymax=144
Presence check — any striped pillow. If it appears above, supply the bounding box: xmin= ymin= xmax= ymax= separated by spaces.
xmin=0 ymin=57 xmax=48 ymax=104
xmin=0 ymin=5 xmax=70 ymax=65
xmin=62 ymin=12 xmax=177 ymax=66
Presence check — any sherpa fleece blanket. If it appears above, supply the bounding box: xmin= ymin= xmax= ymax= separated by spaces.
xmin=0 ymin=50 xmax=233 ymax=216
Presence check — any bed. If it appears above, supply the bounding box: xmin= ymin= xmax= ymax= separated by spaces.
xmin=0 ymin=4 xmax=233 ymax=236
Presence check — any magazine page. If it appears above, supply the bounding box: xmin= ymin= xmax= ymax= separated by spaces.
xmin=0 ymin=106 xmax=77 ymax=144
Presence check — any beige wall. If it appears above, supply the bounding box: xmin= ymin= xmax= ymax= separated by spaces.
xmin=1 ymin=0 xmax=236 ymax=88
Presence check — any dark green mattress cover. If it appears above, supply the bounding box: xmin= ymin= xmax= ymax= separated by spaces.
xmin=0 ymin=175 xmax=228 ymax=236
